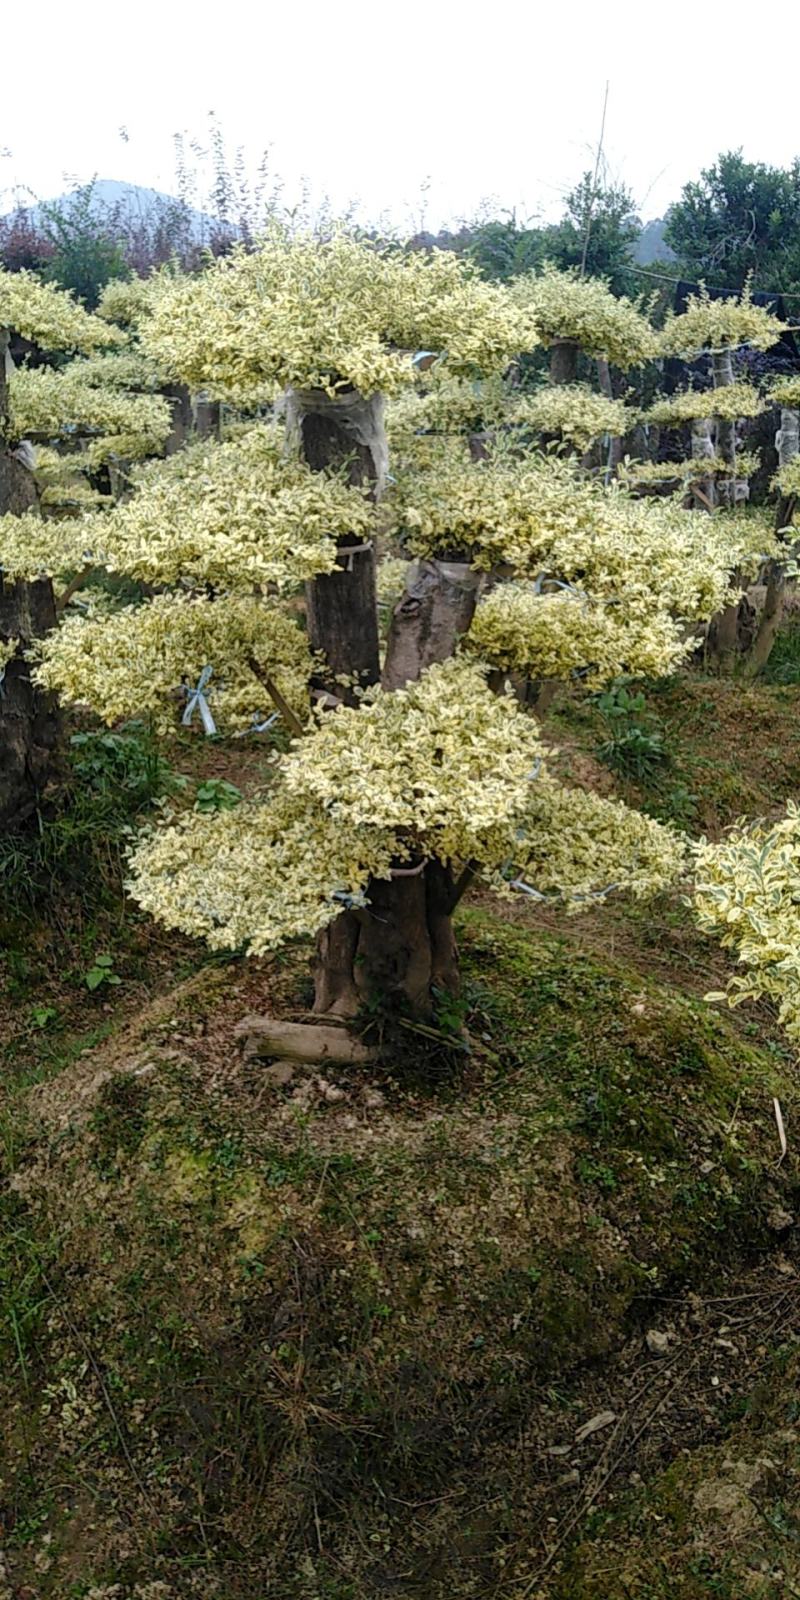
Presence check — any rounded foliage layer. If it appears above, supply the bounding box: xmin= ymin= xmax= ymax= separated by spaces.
xmin=140 ymin=232 xmax=533 ymax=399
xmin=512 ymin=265 xmax=658 ymax=368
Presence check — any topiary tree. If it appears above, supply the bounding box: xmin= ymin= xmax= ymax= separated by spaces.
xmin=95 ymin=274 xmax=222 ymax=459
xmin=743 ymin=374 xmax=800 ymax=676
xmin=510 ymin=265 xmax=656 ymax=476
xmin=657 ymin=284 xmax=785 ymax=508
xmin=623 ymin=286 xmax=787 ymax=669
xmin=0 ymin=269 xmax=158 ymax=827
xmin=15 ymin=233 xmax=744 ymax=1039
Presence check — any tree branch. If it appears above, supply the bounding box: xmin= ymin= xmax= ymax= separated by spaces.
xmin=56 ymin=564 xmax=96 ymax=615
xmin=246 ymin=655 xmax=306 ymax=739
xmin=448 ymin=859 xmax=480 ymax=912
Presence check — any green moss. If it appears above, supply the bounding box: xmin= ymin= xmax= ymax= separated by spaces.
xmin=2 ymin=908 xmax=799 ymax=1598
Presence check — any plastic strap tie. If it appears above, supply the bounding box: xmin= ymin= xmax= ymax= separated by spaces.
xmin=510 ymin=877 xmax=548 ymax=901
xmin=337 ymin=540 xmax=373 ymax=572
xmin=181 ymin=665 xmax=217 ymax=736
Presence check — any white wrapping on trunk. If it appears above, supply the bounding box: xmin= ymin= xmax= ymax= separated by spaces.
xmin=285 ymin=386 xmax=389 ymax=496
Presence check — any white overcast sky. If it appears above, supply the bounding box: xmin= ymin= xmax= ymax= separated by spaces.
xmin=4 ymin=1 xmax=800 ymax=230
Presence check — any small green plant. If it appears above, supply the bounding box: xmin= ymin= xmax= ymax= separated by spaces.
xmin=29 ymin=1004 xmax=58 ymax=1030
xmin=84 ymin=953 xmax=121 ymax=992
xmin=194 ymin=778 xmax=242 ymax=813
xmin=593 ymin=683 xmax=669 ymax=781
xmin=0 ymin=723 xmax=183 ymax=912
xmin=70 ymin=722 xmax=183 ymax=806
xmin=764 ymin=621 xmax=800 ymax=684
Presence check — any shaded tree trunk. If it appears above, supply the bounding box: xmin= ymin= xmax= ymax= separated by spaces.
xmin=287 ymin=386 xmax=382 ymax=706
xmin=0 ymin=329 xmax=62 ymax=831
xmin=743 ymin=406 xmax=800 ymax=678
xmin=287 ymin=386 xmax=465 ymax=1021
xmin=705 ymin=352 xmax=752 ymax=668
xmin=596 ymin=357 xmax=622 ymax=480
xmin=549 ymin=340 xmax=578 ymax=385
xmin=712 ymin=348 xmax=738 ymax=508
xmin=382 ymin=557 xmax=480 ymax=691
xmin=687 ymin=417 xmax=717 ymax=513
xmin=162 ymin=384 xmax=221 ymax=458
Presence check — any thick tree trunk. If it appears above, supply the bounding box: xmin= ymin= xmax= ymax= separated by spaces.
xmin=0 ymin=567 xmax=61 ymax=830
xmin=313 ymin=912 xmax=362 ymax=1018
xmin=287 ymin=387 xmax=383 ymax=705
xmin=284 ymin=385 xmax=466 ymax=1021
xmin=382 ymin=557 xmax=480 ymax=691
xmin=712 ymin=348 xmax=738 ymax=509
xmin=0 ymin=330 xmax=62 ymax=830
xmin=744 ymin=407 xmax=800 ymax=678
xmin=704 ymin=352 xmax=752 ymax=668
xmin=349 ymin=860 xmax=460 ymax=1021
xmin=687 ymin=417 xmax=717 ymax=512
xmin=549 ymin=340 xmax=578 ymax=385
xmin=162 ymin=384 xmax=221 ymax=457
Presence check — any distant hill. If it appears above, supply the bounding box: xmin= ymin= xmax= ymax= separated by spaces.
xmin=634 ymin=216 xmax=676 ymax=266
xmin=4 ymin=179 xmax=216 ymax=241
xmin=4 ymin=182 xmax=680 ymax=277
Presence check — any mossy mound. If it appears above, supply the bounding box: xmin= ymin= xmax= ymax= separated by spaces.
xmin=2 ymin=910 xmax=798 ymax=1597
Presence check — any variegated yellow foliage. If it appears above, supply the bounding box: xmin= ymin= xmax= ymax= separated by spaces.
xmin=512 ymin=265 xmax=658 ymax=368
xmin=128 ymin=788 xmax=397 ymax=954
xmin=32 ymin=592 xmax=313 ymax=733
xmin=644 ymin=383 xmax=766 ymax=425
xmin=140 ymin=231 xmax=532 ymax=400
xmin=385 ymin=374 xmax=509 ymax=443
xmin=506 ymin=782 xmax=687 ymax=904
xmin=281 ymin=657 xmax=547 ymax=860
xmin=0 ymin=511 xmax=104 ymax=581
xmin=693 ymin=806 xmax=800 ymax=1041
xmin=81 ymin=425 xmax=372 ymax=590
xmin=375 ymin=555 xmax=410 ymax=608
xmin=0 ymin=636 xmax=19 ymax=674
xmin=127 ymin=657 xmax=686 ymax=954
xmin=660 ymin=285 xmax=785 ymax=356
xmin=96 ymin=276 xmax=158 ymax=327
xmin=511 ymin=384 xmax=632 ymax=450
xmin=395 ymin=453 xmax=770 ymax=617
xmin=770 ymin=377 xmax=800 ymax=409
xmin=620 ymin=453 xmax=762 ymax=485
xmin=67 ymin=350 xmax=165 ymax=391
xmin=32 ymin=447 xmax=109 ymax=512
xmin=0 ymin=423 xmax=374 ymax=590
xmin=0 ymin=269 xmax=122 ymax=353
xmin=8 ymin=366 xmax=171 ymax=456
xmin=775 ymin=455 xmax=800 ymax=498
xmin=466 ymin=582 xmax=690 ymax=683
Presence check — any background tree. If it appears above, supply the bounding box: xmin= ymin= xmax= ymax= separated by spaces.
xmin=694 ymin=805 xmax=800 ymax=1046
xmin=632 ymin=286 xmax=787 ymax=668
xmin=665 ymin=151 xmax=800 ymax=292
xmin=0 ymin=269 xmax=172 ymax=827
xmin=465 ymin=176 xmax=641 ymax=296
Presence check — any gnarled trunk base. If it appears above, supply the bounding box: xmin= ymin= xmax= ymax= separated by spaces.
xmin=313 ymin=862 xmax=459 ymax=1022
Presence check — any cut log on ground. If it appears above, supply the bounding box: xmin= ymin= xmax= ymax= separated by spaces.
xmin=234 ymin=1015 xmax=377 ymax=1064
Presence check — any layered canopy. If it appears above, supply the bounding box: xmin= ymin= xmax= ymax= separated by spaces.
xmin=139 ymin=232 xmax=534 ymax=400
xmin=129 ymin=659 xmax=685 ymax=954
xmin=512 ymin=265 xmax=658 ymax=368
xmin=694 ymin=807 xmax=800 ymax=1042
